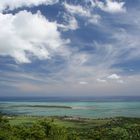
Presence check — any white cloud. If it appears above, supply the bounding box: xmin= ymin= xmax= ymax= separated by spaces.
xmin=71 ymin=53 xmax=88 ymax=66
xmin=111 ymin=29 xmax=140 ymax=61
xmin=107 ymin=74 xmax=120 ymax=80
xmin=88 ymin=15 xmax=101 ymax=24
xmin=0 ymin=11 xmax=68 ymax=63
xmin=79 ymin=81 xmax=88 ymax=85
xmin=64 ymin=3 xmax=100 ymax=24
xmin=0 ymin=0 xmax=58 ymax=12
xmin=57 ymin=16 xmax=79 ymax=31
xmin=66 ymin=16 xmax=78 ymax=30
xmin=64 ymin=3 xmax=90 ymax=17
xmin=97 ymin=78 xmax=107 ymax=83
xmin=97 ymin=0 xmax=126 ymax=13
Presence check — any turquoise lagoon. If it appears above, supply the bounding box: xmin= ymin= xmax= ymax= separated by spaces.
xmin=0 ymin=97 xmax=140 ymax=118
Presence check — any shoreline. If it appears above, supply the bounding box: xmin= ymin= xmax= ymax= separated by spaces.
xmin=1 ymin=112 xmax=140 ymax=120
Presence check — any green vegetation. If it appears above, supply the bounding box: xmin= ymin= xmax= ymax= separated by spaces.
xmin=0 ymin=114 xmax=140 ymax=140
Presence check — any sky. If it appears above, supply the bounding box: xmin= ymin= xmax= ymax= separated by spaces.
xmin=0 ymin=0 xmax=140 ymax=97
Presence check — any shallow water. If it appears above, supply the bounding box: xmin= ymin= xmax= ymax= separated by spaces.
xmin=0 ymin=97 xmax=140 ymax=118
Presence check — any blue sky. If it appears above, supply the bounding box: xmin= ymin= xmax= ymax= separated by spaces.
xmin=0 ymin=0 xmax=140 ymax=96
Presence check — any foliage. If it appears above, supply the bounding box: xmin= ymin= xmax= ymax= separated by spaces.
xmin=0 ymin=114 xmax=140 ymax=140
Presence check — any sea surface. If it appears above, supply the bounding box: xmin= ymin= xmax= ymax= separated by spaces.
xmin=0 ymin=96 xmax=140 ymax=118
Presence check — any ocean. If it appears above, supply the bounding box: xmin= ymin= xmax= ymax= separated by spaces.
xmin=0 ymin=96 xmax=140 ymax=118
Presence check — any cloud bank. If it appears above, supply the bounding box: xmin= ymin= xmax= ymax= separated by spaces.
xmin=0 ymin=0 xmax=140 ymax=96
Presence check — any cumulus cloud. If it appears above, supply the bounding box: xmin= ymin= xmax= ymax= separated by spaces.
xmin=97 ymin=75 xmax=124 ymax=84
xmin=97 ymin=0 xmax=126 ymax=13
xmin=0 ymin=11 xmax=68 ymax=63
xmin=0 ymin=0 xmax=58 ymax=12
xmin=107 ymin=74 xmax=120 ymax=80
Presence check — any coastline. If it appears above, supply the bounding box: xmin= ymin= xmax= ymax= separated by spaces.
xmin=1 ymin=97 xmax=140 ymax=119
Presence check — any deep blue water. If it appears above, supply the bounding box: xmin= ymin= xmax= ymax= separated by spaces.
xmin=0 ymin=96 xmax=140 ymax=118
